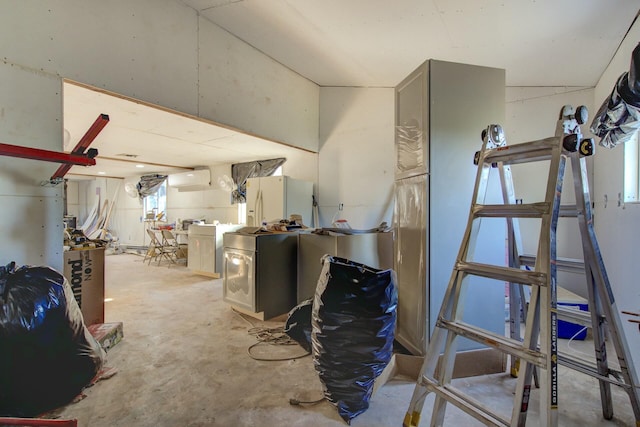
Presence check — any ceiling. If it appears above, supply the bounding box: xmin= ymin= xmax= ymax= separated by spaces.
xmin=65 ymin=1 xmax=639 ymax=180
xmin=64 ymin=82 xmax=309 ymax=180
xmin=183 ymin=0 xmax=639 ymax=87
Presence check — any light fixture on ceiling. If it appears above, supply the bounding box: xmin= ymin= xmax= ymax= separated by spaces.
xmin=136 ymin=164 xmax=145 ymax=168
xmin=98 ymin=171 xmax=106 ymax=175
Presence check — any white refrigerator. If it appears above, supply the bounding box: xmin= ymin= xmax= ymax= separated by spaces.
xmin=245 ymin=175 xmax=313 ymax=227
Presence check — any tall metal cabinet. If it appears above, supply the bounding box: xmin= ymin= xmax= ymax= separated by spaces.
xmin=394 ymin=60 xmax=506 ymax=360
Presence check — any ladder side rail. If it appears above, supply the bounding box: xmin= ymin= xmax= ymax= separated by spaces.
xmin=571 ymin=154 xmax=640 ymax=422
xmin=530 ymin=142 xmax=564 ymax=427
xmin=572 ymin=153 xmax=614 ymax=418
xmin=498 ymin=163 xmax=527 ymax=342
xmin=512 ymin=287 xmax=543 ymax=427
xmin=507 ymin=137 xmax=563 ymax=426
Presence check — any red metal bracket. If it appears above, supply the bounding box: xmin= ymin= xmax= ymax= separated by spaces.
xmin=51 ymin=113 xmax=110 ymax=181
xmin=0 ymin=418 xmax=78 ymax=426
xmin=0 ymin=143 xmax=97 ymax=166
xmin=0 ymin=114 xmax=108 ymax=184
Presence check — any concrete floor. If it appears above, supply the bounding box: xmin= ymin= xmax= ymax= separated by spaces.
xmin=55 ymin=253 xmax=637 ymax=426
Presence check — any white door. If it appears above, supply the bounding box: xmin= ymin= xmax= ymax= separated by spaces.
xmin=394 ymin=174 xmax=429 ymax=356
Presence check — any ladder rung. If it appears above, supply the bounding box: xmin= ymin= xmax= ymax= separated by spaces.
xmin=558 ymin=353 xmax=631 ymax=390
xmin=456 ymin=261 xmax=547 ymax=286
xmin=519 ymin=255 xmax=585 ymax=273
xmin=473 ymin=202 xmax=549 ymax=218
xmin=421 ymin=377 xmax=511 ymax=426
xmin=483 ymin=137 xmax=559 ymax=165
xmin=559 ymin=204 xmax=579 ymax=217
xmin=438 ymin=319 xmax=547 ymax=368
xmin=557 ymin=305 xmax=594 ymax=327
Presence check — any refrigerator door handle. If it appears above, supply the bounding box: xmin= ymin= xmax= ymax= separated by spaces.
xmin=257 ymin=189 xmax=263 ymax=225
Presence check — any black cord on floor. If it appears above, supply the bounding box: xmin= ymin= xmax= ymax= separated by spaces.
xmin=232 ymin=308 xmax=310 ymax=361
xmin=246 ymin=326 xmax=310 ymax=361
xmin=289 ymin=397 xmax=325 ymax=406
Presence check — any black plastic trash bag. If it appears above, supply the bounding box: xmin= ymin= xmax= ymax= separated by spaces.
xmin=591 ymin=42 xmax=640 ymax=148
xmin=284 ymin=298 xmax=313 ymax=353
xmin=0 ymin=262 xmax=105 ymax=417
xmin=311 ymin=255 xmax=397 ymax=424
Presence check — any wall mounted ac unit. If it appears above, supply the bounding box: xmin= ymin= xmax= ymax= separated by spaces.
xmin=168 ymin=169 xmax=211 ymax=191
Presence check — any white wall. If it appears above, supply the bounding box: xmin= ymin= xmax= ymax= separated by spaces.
xmin=166 ymin=164 xmax=238 ymax=229
xmin=197 ymin=17 xmax=319 ymax=152
xmin=0 ymin=66 xmax=66 ymax=270
xmin=0 ymin=1 xmax=319 ymax=268
xmin=65 ymin=180 xmax=80 ymax=222
xmin=0 ymin=1 xmax=319 ymax=151
xmin=592 ymin=19 xmax=640 ymax=377
xmin=318 ymin=87 xmax=395 ymax=229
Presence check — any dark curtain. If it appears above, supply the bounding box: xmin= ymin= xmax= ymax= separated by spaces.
xmin=231 ymin=158 xmax=286 ymax=203
xmin=136 ymin=174 xmax=167 ymax=199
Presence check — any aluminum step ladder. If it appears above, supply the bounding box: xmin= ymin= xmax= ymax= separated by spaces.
xmin=402 ymin=105 xmax=640 ymax=427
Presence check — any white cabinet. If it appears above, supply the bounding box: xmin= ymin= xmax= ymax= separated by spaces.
xmin=188 ymin=224 xmax=242 ymax=277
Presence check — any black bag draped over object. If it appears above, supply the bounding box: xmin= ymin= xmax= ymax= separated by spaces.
xmin=591 ymin=42 xmax=640 ymax=148
xmin=0 ymin=262 xmax=105 ymax=417
xmin=311 ymin=255 xmax=397 ymax=424
xmin=284 ymin=298 xmax=313 ymax=353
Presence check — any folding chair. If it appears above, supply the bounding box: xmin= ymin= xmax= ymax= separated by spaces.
xmin=144 ymin=229 xmax=163 ymax=265
xmin=160 ymin=229 xmax=180 ymax=266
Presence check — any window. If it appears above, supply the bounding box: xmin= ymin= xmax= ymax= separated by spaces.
xmin=143 ymin=180 xmax=167 ymax=219
xmin=623 ymin=132 xmax=640 ymax=203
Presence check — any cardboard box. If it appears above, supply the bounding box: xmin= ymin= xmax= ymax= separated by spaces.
xmin=63 ymin=247 xmax=105 ymax=326
xmin=88 ymin=322 xmax=124 ymax=352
